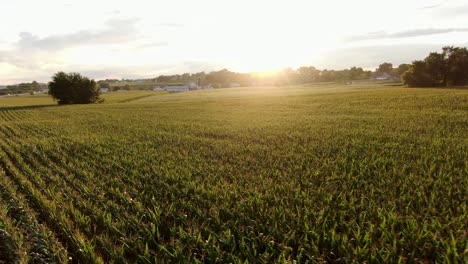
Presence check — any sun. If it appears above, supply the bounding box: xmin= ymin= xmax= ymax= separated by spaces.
xmin=229 ymin=44 xmax=327 ymax=73
xmin=219 ymin=27 xmax=335 ymax=73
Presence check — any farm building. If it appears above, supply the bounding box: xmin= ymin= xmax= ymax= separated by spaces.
xmin=370 ymin=73 xmax=399 ymax=81
xmin=164 ymin=85 xmax=189 ymax=92
xmin=187 ymin=82 xmax=200 ymax=90
xmin=100 ymin=88 xmax=109 ymax=93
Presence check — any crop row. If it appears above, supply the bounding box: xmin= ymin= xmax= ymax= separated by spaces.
xmin=0 ymin=86 xmax=467 ymax=262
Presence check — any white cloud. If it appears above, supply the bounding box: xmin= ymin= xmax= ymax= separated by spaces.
xmin=314 ymin=44 xmax=450 ymax=70
xmin=345 ymin=28 xmax=468 ymax=42
xmin=16 ymin=18 xmax=140 ymax=51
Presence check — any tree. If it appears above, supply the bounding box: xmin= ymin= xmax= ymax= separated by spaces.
xmin=205 ymin=69 xmax=237 ymax=87
xmin=297 ymin=66 xmax=320 ymax=83
xmin=424 ymin=52 xmax=446 ymax=86
xmin=395 ymin=64 xmax=410 ymax=77
xmin=444 ymin=46 xmax=468 ymax=85
xmin=376 ymin=63 xmax=393 ymax=74
xmin=31 ymin=81 xmax=41 ymax=91
xmin=349 ymin=66 xmax=366 ymax=80
xmin=402 ymin=60 xmax=435 ymax=87
xmin=402 ymin=46 xmax=468 ymax=87
xmin=319 ymin=69 xmax=337 ymax=82
xmin=98 ymin=82 xmax=110 ymax=89
xmin=49 ymin=72 xmax=102 ymax=104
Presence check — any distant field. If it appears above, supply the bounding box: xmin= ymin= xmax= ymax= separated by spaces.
xmin=100 ymin=90 xmax=166 ymax=103
xmin=0 ymin=83 xmax=466 ymax=263
xmin=0 ymin=90 xmax=165 ymax=107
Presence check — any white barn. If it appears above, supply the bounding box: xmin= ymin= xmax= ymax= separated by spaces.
xmin=371 ymin=73 xmax=399 ymax=81
xmin=164 ymin=85 xmax=189 ymax=92
xmin=186 ymin=82 xmax=200 ymax=90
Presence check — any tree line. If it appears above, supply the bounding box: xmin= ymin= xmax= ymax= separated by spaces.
xmin=402 ymin=46 xmax=468 ymax=87
xmin=132 ymin=64 xmax=403 ymax=88
xmin=11 ymin=46 xmax=467 ymax=104
xmin=0 ymin=81 xmax=47 ymax=96
xmin=149 ymin=47 xmax=467 ymax=88
xmin=95 ymin=62 xmax=414 ymax=90
xmin=147 ymin=47 xmax=468 ymax=88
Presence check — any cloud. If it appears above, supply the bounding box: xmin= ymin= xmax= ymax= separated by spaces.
xmin=0 ymin=18 xmax=165 ymax=68
xmin=72 ymin=64 xmax=173 ymax=80
xmin=135 ymin=41 xmax=169 ymax=50
xmin=345 ymin=28 xmax=468 ymax=41
xmin=419 ymin=5 xmax=441 ymax=10
xmin=0 ymin=62 xmax=174 ymax=85
xmin=108 ymin=10 xmax=121 ymax=15
xmin=17 ymin=18 xmax=140 ymax=51
xmin=315 ymin=44 xmax=467 ymax=70
xmin=176 ymin=60 xmax=221 ymax=73
xmin=391 ymin=28 xmax=468 ymax=38
xmin=0 ymin=18 xmax=169 ymax=83
xmin=157 ymin=22 xmax=184 ymax=28
xmin=436 ymin=4 xmax=468 ymax=17
xmin=8 ymin=60 xmax=218 ymax=83
xmin=0 ymin=47 xmax=62 ymax=69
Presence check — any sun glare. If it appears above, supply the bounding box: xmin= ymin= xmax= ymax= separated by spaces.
xmin=228 ymin=41 xmax=327 ymax=73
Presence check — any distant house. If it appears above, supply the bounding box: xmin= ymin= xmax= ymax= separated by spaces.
xmin=164 ymin=85 xmax=189 ymax=92
xmin=229 ymin=83 xmax=241 ymax=88
xmin=370 ymin=73 xmax=399 ymax=81
xmin=186 ymin=82 xmax=200 ymax=90
xmin=153 ymin=86 xmax=164 ymax=91
xmin=100 ymin=88 xmax=109 ymax=93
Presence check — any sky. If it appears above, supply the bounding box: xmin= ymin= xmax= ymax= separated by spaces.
xmin=0 ymin=0 xmax=467 ymax=84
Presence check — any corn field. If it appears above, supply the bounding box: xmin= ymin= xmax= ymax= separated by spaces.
xmin=0 ymin=84 xmax=467 ymax=263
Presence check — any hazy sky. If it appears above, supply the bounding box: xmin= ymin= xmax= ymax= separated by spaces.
xmin=0 ymin=0 xmax=467 ymax=84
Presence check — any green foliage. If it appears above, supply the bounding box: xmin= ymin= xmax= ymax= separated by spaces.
xmin=0 ymin=83 xmax=466 ymax=262
xmin=376 ymin=62 xmax=393 ymax=74
xmin=403 ymin=46 xmax=468 ymax=87
xmin=395 ymin=64 xmax=410 ymax=77
xmin=48 ymin=72 xmax=102 ymax=105
xmin=152 ymin=66 xmax=373 ymax=88
xmin=402 ymin=61 xmax=436 ymax=87
xmin=0 ymin=81 xmax=46 ymax=95
xmin=204 ymin=69 xmax=253 ymax=87
xmin=445 ymin=46 xmax=468 ymax=85
xmin=349 ymin=66 xmax=370 ymax=80
xmin=98 ymin=82 xmax=110 ymax=89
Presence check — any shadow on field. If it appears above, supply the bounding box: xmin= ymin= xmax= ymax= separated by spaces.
xmin=406 ymin=86 xmax=468 ymax=90
xmin=383 ymin=83 xmax=404 ymax=87
xmin=0 ymin=104 xmax=57 ymax=111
